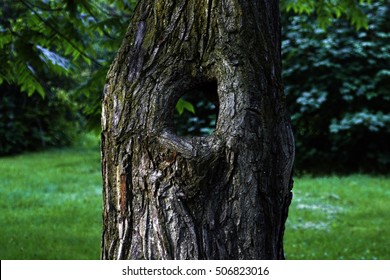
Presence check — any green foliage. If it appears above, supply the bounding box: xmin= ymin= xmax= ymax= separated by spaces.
xmin=0 ymin=0 xmax=135 ymax=116
xmin=0 ymin=84 xmax=81 ymax=155
xmin=174 ymin=100 xmax=217 ymax=136
xmin=175 ymin=98 xmax=196 ymax=116
xmin=0 ymin=0 xmax=135 ymax=154
xmin=280 ymin=0 xmax=379 ymax=29
xmin=1 ymin=0 xmax=76 ymax=96
xmin=71 ymin=1 xmax=136 ymax=124
xmin=282 ymin=2 xmax=389 ymax=172
xmin=174 ymin=85 xmax=219 ymax=136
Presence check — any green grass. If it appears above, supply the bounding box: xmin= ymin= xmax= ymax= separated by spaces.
xmin=0 ymin=147 xmax=389 ymax=259
xmin=284 ymin=175 xmax=390 ymax=260
xmin=0 ymin=147 xmax=102 ymax=259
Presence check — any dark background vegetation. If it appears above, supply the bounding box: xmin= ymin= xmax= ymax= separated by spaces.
xmin=283 ymin=3 xmax=389 ymax=173
xmin=1 ymin=0 xmax=388 ymax=174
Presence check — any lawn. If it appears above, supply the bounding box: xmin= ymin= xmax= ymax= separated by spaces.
xmin=0 ymin=147 xmax=389 ymax=259
xmin=0 ymin=147 xmax=102 ymax=259
xmin=284 ymin=175 xmax=390 ymax=259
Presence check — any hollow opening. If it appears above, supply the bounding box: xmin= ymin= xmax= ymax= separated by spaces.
xmin=173 ymin=80 xmax=219 ymax=136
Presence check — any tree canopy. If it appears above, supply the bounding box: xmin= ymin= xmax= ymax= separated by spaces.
xmin=281 ymin=0 xmax=374 ymax=29
xmin=0 ymin=0 xmax=377 ymax=100
xmin=0 ymin=0 xmax=135 ymax=108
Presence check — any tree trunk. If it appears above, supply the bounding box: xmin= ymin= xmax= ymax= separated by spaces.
xmin=101 ymin=0 xmax=294 ymax=260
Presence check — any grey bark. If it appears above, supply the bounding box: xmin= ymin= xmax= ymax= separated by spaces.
xmin=101 ymin=0 xmax=294 ymax=260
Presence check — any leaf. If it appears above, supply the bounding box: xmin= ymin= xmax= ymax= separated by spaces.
xmin=36 ymin=45 xmax=70 ymax=72
xmin=176 ymin=98 xmax=195 ymax=115
xmin=34 ymin=82 xmax=45 ymax=99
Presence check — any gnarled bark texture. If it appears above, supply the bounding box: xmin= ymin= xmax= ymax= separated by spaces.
xmin=101 ymin=0 xmax=294 ymax=260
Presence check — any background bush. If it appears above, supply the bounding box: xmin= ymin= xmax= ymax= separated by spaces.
xmin=282 ymin=3 xmax=389 ymax=173
xmin=0 ymin=83 xmax=81 ymax=155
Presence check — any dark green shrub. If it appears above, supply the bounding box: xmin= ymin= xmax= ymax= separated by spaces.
xmin=0 ymin=84 xmax=81 ymax=155
xmin=282 ymin=3 xmax=389 ymax=173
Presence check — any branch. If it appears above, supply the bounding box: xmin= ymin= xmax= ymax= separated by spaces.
xmin=20 ymin=0 xmax=102 ymax=67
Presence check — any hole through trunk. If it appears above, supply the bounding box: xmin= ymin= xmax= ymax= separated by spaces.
xmin=173 ymin=80 xmax=219 ymax=136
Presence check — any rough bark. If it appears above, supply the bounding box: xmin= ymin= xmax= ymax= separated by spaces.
xmin=101 ymin=0 xmax=294 ymax=260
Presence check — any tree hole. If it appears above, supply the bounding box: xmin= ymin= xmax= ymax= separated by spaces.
xmin=173 ymin=80 xmax=219 ymax=136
